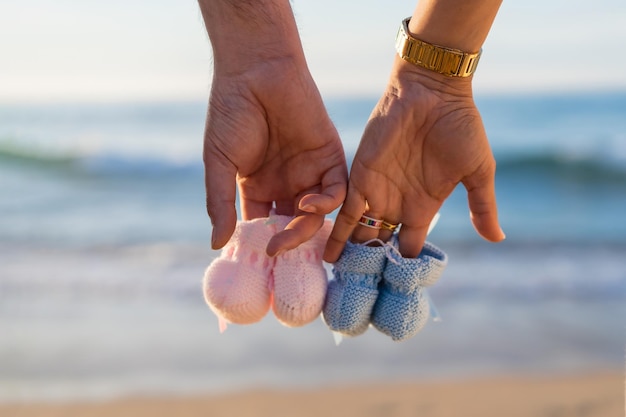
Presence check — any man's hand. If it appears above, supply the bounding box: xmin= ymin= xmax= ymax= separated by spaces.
xmin=204 ymin=58 xmax=347 ymax=255
xmin=199 ymin=0 xmax=347 ymax=255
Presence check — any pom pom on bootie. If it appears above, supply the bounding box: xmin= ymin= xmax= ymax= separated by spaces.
xmin=322 ymin=240 xmax=388 ymax=337
xmin=272 ymin=217 xmax=333 ymax=327
xmin=371 ymin=237 xmax=448 ymax=342
xmin=203 ymin=217 xmax=276 ymax=326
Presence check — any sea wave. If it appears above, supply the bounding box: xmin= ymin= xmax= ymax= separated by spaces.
xmin=0 ymin=141 xmax=201 ymax=178
xmin=2 ymin=140 xmax=626 ymax=184
xmin=0 ymin=141 xmax=76 ymax=168
xmin=495 ymin=152 xmax=626 ymax=183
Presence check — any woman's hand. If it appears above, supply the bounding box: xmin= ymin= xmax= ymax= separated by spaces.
xmin=325 ymin=57 xmax=505 ymax=262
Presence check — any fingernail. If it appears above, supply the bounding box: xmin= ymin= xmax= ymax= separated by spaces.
xmin=499 ymin=228 xmax=507 ymax=240
xmin=300 ymin=204 xmax=316 ymax=213
xmin=211 ymin=228 xmax=217 ymax=248
xmin=273 ymin=249 xmax=286 ymax=258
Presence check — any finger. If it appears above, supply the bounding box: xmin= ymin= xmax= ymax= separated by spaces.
xmin=463 ymin=164 xmax=506 ymax=242
xmin=274 ymin=199 xmax=295 ymax=217
xmin=266 ymin=213 xmax=325 ymax=256
xmin=241 ymin=194 xmax=272 ymax=221
xmin=396 ymin=223 xmax=429 ymax=259
xmin=299 ymin=164 xmax=348 ymax=215
xmin=377 ymin=215 xmax=401 ymax=243
xmin=290 ymin=184 xmax=323 ymax=217
xmin=396 ymin=199 xmax=441 ymax=258
xmin=351 ymin=207 xmax=385 ymax=244
xmin=204 ymin=153 xmax=238 ymax=250
xmin=323 ymin=186 xmax=366 ymax=262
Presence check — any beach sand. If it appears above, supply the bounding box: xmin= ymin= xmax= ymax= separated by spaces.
xmin=1 ymin=373 xmax=622 ymax=417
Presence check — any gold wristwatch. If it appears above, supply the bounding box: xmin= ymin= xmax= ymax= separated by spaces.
xmin=395 ymin=17 xmax=481 ymax=78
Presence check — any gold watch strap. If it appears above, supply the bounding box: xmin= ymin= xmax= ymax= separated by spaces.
xmin=395 ymin=17 xmax=481 ymax=78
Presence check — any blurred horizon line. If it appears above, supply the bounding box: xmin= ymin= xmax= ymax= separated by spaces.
xmin=1 ymin=86 xmax=626 ymax=106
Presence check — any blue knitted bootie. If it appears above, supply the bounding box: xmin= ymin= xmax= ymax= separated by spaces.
xmin=371 ymin=237 xmax=448 ymax=341
xmin=322 ymin=240 xmax=388 ymax=336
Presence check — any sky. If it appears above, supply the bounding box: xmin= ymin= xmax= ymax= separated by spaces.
xmin=1 ymin=0 xmax=625 ymax=102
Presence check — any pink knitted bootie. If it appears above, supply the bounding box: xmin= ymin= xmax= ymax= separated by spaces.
xmin=272 ymin=217 xmax=333 ymax=327
xmin=203 ymin=217 xmax=276 ymax=325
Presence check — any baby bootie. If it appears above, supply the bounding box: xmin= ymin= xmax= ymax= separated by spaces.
xmin=272 ymin=217 xmax=333 ymax=327
xmin=203 ymin=217 xmax=276 ymax=325
xmin=322 ymin=241 xmax=388 ymax=336
xmin=371 ymin=236 xmax=448 ymax=341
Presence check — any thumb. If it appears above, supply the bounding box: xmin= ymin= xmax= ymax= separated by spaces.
xmin=298 ymin=160 xmax=348 ymax=215
xmin=463 ymin=162 xmax=506 ymax=243
xmin=266 ymin=213 xmax=325 ymax=257
xmin=204 ymin=150 xmax=238 ymax=249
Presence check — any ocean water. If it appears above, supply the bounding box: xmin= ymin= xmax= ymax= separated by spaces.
xmin=0 ymin=92 xmax=625 ymax=402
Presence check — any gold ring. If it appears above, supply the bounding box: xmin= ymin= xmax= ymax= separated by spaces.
xmin=381 ymin=221 xmax=399 ymax=232
xmin=358 ymin=215 xmax=383 ymax=229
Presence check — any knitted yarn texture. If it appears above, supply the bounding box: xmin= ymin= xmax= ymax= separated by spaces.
xmin=203 ymin=214 xmax=448 ymax=341
xmin=273 ymin=219 xmax=333 ymax=327
xmin=203 ymin=217 xmax=275 ymax=325
xmin=322 ymin=240 xmax=387 ymax=336
xmin=371 ymin=237 xmax=448 ymax=341
xmin=203 ymin=214 xmax=332 ymax=328
xmin=323 ymin=236 xmax=448 ymax=341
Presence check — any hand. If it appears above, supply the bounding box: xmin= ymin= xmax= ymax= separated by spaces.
xmin=324 ymin=57 xmax=505 ymax=262
xmin=204 ymin=58 xmax=347 ymax=255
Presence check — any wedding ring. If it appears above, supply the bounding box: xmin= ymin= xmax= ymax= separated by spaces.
xmin=381 ymin=221 xmax=399 ymax=232
xmin=358 ymin=215 xmax=383 ymax=229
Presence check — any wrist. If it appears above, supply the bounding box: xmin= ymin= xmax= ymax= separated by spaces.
xmin=390 ymin=55 xmax=474 ymax=99
xmin=396 ymin=17 xmax=481 ymax=79
xmin=199 ymin=0 xmax=306 ymax=73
